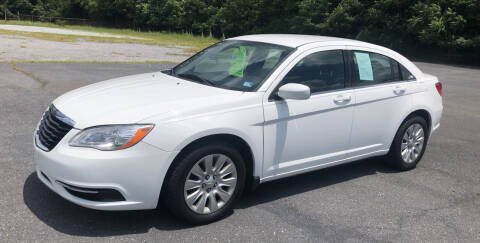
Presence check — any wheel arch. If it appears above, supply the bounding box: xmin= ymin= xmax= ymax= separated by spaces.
xmin=159 ymin=133 xmax=256 ymax=204
xmin=405 ymin=109 xmax=432 ymax=131
xmin=388 ymin=108 xmax=432 ymax=150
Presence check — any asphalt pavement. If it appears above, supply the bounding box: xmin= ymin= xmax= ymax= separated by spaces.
xmin=0 ymin=62 xmax=479 ymax=242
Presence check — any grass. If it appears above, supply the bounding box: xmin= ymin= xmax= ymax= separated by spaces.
xmin=0 ymin=20 xmax=219 ymax=52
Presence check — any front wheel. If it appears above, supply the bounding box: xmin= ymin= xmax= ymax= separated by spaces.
xmin=387 ymin=116 xmax=429 ymax=171
xmin=164 ymin=143 xmax=246 ymax=224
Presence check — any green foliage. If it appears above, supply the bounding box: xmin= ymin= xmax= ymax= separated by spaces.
xmin=3 ymin=0 xmax=480 ymax=63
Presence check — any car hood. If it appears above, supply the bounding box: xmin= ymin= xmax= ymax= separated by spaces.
xmin=53 ymin=72 xmax=242 ymax=129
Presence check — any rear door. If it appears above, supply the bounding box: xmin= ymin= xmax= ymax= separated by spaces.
xmin=347 ymin=48 xmax=417 ymax=157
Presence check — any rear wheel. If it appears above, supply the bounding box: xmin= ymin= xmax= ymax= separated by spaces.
xmin=387 ymin=116 xmax=428 ymax=171
xmin=164 ymin=143 xmax=245 ymax=224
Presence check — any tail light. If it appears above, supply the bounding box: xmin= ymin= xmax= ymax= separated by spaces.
xmin=435 ymin=82 xmax=442 ymax=96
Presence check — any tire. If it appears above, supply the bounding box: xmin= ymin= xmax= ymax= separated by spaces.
xmin=163 ymin=142 xmax=246 ymax=225
xmin=386 ymin=116 xmax=429 ymax=171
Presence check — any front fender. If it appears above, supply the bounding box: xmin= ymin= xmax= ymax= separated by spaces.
xmin=141 ymin=107 xmax=264 ymax=178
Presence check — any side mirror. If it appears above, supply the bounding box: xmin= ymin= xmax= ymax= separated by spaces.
xmin=277 ymin=83 xmax=311 ymax=100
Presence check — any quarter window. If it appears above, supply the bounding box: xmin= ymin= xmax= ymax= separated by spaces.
xmin=401 ymin=65 xmax=416 ymax=80
xmin=280 ymin=50 xmax=345 ymax=93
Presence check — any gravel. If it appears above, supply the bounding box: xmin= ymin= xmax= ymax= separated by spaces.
xmin=0 ymin=25 xmax=190 ymax=63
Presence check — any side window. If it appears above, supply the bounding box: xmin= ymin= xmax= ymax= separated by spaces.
xmin=281 ymin=50 xmax=345 ymax=93
xmin=352 ymin=51 xmax=403 ymax=86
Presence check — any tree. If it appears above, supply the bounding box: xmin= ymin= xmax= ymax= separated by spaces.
xmin=2 ymin=0 xmax=479 ymax=63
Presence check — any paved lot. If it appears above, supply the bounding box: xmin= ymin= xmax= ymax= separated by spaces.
xmin=0 ymin=62 xmax=479 ymax=242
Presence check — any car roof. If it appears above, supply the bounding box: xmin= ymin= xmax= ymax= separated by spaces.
xmin=227 ymin=34 xmax=366 ymax=48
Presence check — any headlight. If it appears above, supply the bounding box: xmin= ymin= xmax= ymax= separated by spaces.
xmin=69 ymin=124 xmax=154 ymax=151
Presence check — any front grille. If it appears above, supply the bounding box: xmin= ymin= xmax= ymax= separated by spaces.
xmin=36 ymin=105 xmax=74 ymax=151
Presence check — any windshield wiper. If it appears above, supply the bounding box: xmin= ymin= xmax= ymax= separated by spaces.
xmin=176 ymin=73 xmax=215 ymax=87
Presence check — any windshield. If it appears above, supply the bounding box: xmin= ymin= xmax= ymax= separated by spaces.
xmin=171 ymin=40 xmax=293 ymax=91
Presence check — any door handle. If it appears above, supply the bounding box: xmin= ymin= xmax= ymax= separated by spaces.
xmin=333 ymin=95 xmax=351 ymax=103
xmin=393 ymin=86 xmax=406 ymax=95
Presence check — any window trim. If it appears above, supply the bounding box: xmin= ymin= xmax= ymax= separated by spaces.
xmin=268 ymin=49 xmax=351 ymax=101
xmin=348 ymin=50 xmax=416 ymax=88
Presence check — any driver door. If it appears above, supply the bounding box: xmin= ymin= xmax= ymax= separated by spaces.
xmin=262 ymin=48 xmax=355 ymax=179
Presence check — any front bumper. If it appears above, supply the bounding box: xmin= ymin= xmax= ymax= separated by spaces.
xmin=34 ymin=129 xmax=178 ymax=210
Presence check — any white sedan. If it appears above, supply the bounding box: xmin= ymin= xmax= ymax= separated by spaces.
xmin=34 ymin=34 xmax=443 ymax=224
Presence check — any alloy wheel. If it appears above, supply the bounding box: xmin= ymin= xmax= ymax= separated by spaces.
xmin=401 ymin=123 xmax=425 ymax=163
xmin=183 ymin=154 xmax=238 ymax=214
